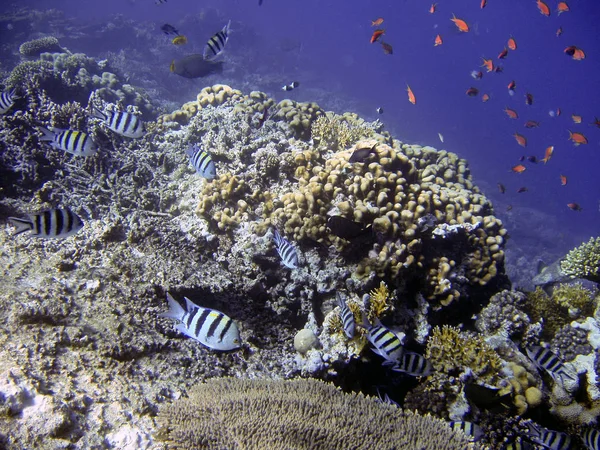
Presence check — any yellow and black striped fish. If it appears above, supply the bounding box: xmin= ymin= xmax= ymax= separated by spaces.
xmin=38 ymin=126 xmax=98 ymax=157
xmin=203 ymin=20 xmax=231 ymax=60
xmin=93 ymin=108 xmax=145 ymax=138
xmin=364 ymin=318 xmax=404 ymax=363
xmin=390 ymin=351 xmax=432 ymax=377
xmin=8 ymin=208 xmax=84 ymax=239
xmin=336 ymin=292 xmax=355 ymax=339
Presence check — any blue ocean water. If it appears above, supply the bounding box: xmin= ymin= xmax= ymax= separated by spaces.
xmin=2 ymin=0 xmax=599 ymax=253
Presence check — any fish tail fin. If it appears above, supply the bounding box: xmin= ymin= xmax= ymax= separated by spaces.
xmin=8 ymin=217 xmax=33 ymax=236
xmin=225 ymin=19 xmax=232 ymax=34
xmin=160 ymin=293 xmax=186 ymax=320
xmin=92 ymin=107 xmax=106 ymax=121
xmin=37 ymin=126 xmax=55 ymax=142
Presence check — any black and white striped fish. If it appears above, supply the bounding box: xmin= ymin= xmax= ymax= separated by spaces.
xmin=38 ymin=127 xmax=98 ymax=157
xmin=336 ymin=292 xmax=355 ymax=339
xmin=524 ymin=422 xmax=571 ymax=450
xmin=272 ymin=228 xmax=298 ymax=269
xmin=0 ymin=88 xmax=17 ymax=114
xmin=155 ymin=0 xmax=167 ymax=4
xmin=390 ymin=351 xmax=432 ymax=377
xmin=583 ymin=428 xmax=600 ymax=450
xmin=526 ymin=346 xmax=577 ymax=384
xmin=8 ymin=208 xmax=84 ymax=238
xmin=160 ymin=293 xmax=241 ymax=351
xmin=282 ymin=81 xmax=299 ymax=91
xmin=363 ymin=318 xmax=404 ymax=363
xmin=93 ymin=108 xmax=145 ymax=138
xmin=186 ymin=144 xmax=216 ymax=179
xmin=449 ymin=421 xmax=484 ymax=442
xmin=203 ymin=20 xmax=231 ymax=60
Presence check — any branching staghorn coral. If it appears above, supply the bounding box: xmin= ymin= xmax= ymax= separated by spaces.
xmin=311 ymin=112 xmax=375 ymax=150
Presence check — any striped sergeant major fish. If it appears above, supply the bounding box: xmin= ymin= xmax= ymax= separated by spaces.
xmin=526 ymin=346 xmax=577 ymax=385
xmin=160 ymin=293 xmax=241 ymax=351
xmin=523 ymin=422 xmax=571 ymax=450
xmin=502 ymin=438 xmax=537 ymax=450
xmin=363 ymin=317 xmax=404 ymax=363
xmin=448 ymin=421 xmax=484 ymax=442
xmin=186 ymin=144 xmax=216 ymax=179
xmin=389 ymin=351 xmax=432 ymax=377
xmin=203 ymin=20 xmax=231 ymax=60
xmin=38 ymin=127 xmax=98 ymax=157
xmin=0 ymin=88 xmax=17 ymax=114
xmin=93 ymin=108 xmax=145 ymax=138
xmin=272 ymin=228 xmax=298 ymax=269
xmin=336 ymin=292 xmax=355 ymax=339
xmin=583 ymin=428 xmax=600 ymax=450
xmin=8 ymin=208 xmax=84 ymax=238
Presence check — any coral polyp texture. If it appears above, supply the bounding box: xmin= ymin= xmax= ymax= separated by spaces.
xmin=157 ymin=378 xmax=478 ymax=449
xmin=560 ymin=237 xmax=600 ymax=282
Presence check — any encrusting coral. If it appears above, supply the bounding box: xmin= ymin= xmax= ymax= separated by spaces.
xmin=156 ymin=378 xmax=479 ymax=449
xmin=560 ymin=237 xmax=600 ymax=282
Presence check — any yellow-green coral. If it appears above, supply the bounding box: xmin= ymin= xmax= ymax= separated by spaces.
xmin=367 ymin=281 xmax=393 ymax=321
xmin=560 ymin=237 xmax=600 ymax=282
xmin=425 ymin=325 xmax=504 ymax=384
xmin=553 ymin=283 xmax=595 ymax=316
xmin=311 ymin=112 xmax=374 ymax=150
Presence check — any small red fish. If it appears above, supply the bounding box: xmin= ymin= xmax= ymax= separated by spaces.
xmin=451 ymin=14 xmax=469 ymax=32
xmin=556 ymin=108 xmax=561 ymax=116
xmin=498 ymin=183 xmax=506 ymax=194
xmin=568 ymin=130 xmax=587 ymax=145
xmin=513 ymin=132 xmax=527 ymax=147
xmin=527 ymin=155 xmax=538 ymax=164
xmin=567 ymin=203 xmax=582 ymax=211
xmin=519 ymin=156 xmax=525 ymax=162
xmin=407 ymin=85 xmax=416 ymax=105
xmin=572 ymin=114 xmax=582 ymax=124
xmin=508 ymin=80 xmax=516 ymax=92
xmin=508 ymin=36 xmax=517 ymax=51
xmin=498 ymin=48 xmax=508 ymax=59
xmin=557 ymin=2 xmax=569 ymax=15
xmin=471 ymin=70 xmax=483 ymax=80
xmin=370 ymin=29 xmax=385 ymax=44
xmin=564 ymin=46 xmax=585 ymax=60
xmin=556 ymin=27 xmax=563 ymax=37
xmin=525 ymin=93 xmax=533 ymax=105
xmin=517 ymin=187 xmax=528 ymax=193
xmin=537 ymin=0 xmax=550 ymax=16
xmin=560 ymin=174 xmax=567 ymax=186
xmin=429 ymin=3 xmax=437 ymax=14
xmin=504 ymin=107 xmax=518 ymax=119
xmin=481 ymin=93 xmax=490 ymax=102
xmin=512 ymin=164 xmax=526 ymax=173
xmin=381 ymin=42 xmax=393 ymax=55
xmin=481 ymin=58 xmax=494 ymax=72
xmin=481 ymin=0 xmax=487 ymax=9
xmin=371 ymin=18 xmax=384 ymax=27
xmin=494 ymin=65 xmax=503 ymax=73
xmin=541 ymin=146 xmax=554 ymax=163
xmin=524 ymin=120 xmax=539 ymax=128
xmin=466 ymin=87 xmax=479 ymax=97
xmin=434 ymin=34 xmax=443 ymax=46
xmin=592 ymin=117 xmax=600 ymax=128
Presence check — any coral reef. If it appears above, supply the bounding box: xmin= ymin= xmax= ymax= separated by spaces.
xmin=19 ymin=36 xmax=64 ymax=58
xmin=156 ymin=378 xmax=479 ymax=449
xmin=311 ymin=112 xmax=376 ymax=150
xmin=561 ymin=237 xmax=600 ymax=282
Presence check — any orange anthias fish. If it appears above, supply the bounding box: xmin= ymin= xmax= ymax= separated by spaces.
xmin=537 ymin=0 xmax=550 ymax=16
xmin=557 ymin=2 xmax=569 ymax=14
xmin=466 ymin=87 xmax=479 ymax=97
xmin=504 ymin=107 xmax=518 ymax=119
xmin=371 ymin=18 xmax=384 ymax=27
xmin=541 ymin=145 xmax=554 ymax=163
xmin=592 ymin=117 xmax=600 ymax=128
xmin=572 ymin=114 xmax=582 ymax=124
xmin=498 ymin=48 xmax=508 ymax=59
xmin=511 ymin=164 xmax=526 ymax=173
xmin=381 ymin=42 xmax=393 ymax=55
xmin=513 ymin=132 xmax=527 ymax=147
xmin=434 ymin=34 xmax=443 ymax=46
xmin=481 ymin=58 xmax=494 ymax=72
xmin=451 ymin=14 xmax=469 ymax=32
xmin=568 ymin=130 xmax=588 ymax=145
xmin=481 ymin=0 xmax=487 ymax=9
xmin=407 ymin=85 xmax=416 ymax=105
xmin=564 ymin=46 xmax=585 ymax=60
xmin=567 ymin=203 xmax=582 ymax=211
xmin=370 ymin=29 xmax=385 ymax=44
xmin=482 ymin=93 xmax=490 ymax=102
xmin=429 ymin=3 xmax=437 ymax=14
xmin=508 ymin=36 xmax=517 ymax=51
xmin=560 ymin=174 xmax=567 ymax=186
xmin=508 ymin=80 xmax=516 ymax=93
xmin=525 ymin=120 xmax=540 ymax=128
xmin=525 ymin=93 xmax=533 ymax=105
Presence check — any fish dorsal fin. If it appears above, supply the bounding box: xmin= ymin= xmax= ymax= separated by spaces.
xmin=536 ymin=260 xmax=547 ymax=274
xmin=184 ymin=296 xmax=198 ymax=311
